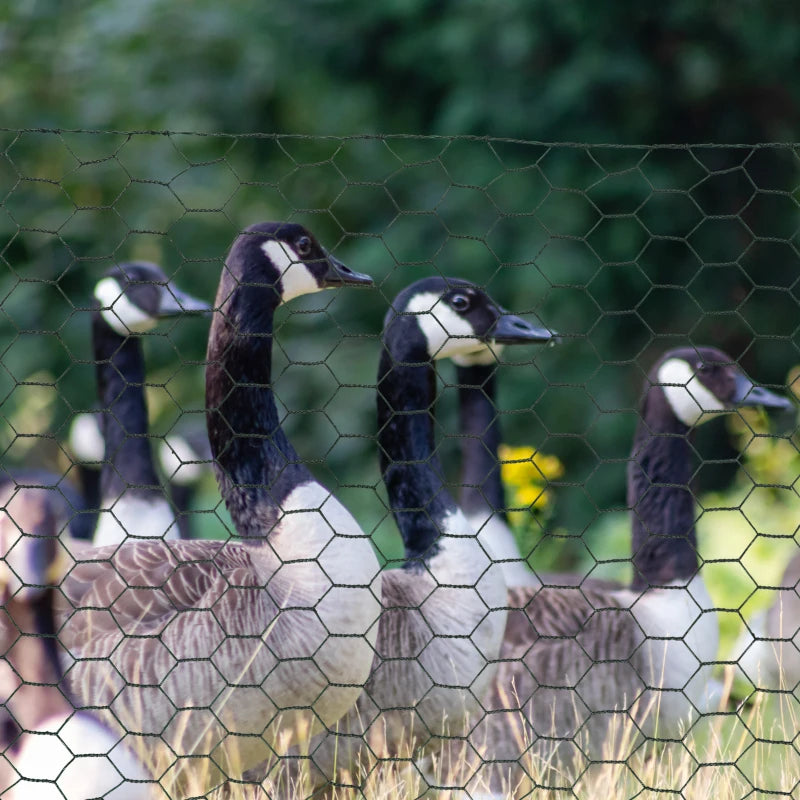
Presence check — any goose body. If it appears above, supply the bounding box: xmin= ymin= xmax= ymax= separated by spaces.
xmin=90 ymin=262 xmax=209 ymax=546
xmin=454 ymin=347 xmax=791 ymax=795
xmin=0 ymin=487 xmax=151 ymax=800
xmin=295 ymin=278 xmax=552 ymax=793
xmin=53 ymin=223 xmax=382 ymax=794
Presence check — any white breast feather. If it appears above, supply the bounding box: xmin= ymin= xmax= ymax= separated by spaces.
xmin=271 ymin=482 xmax=382 ymax=638
xmin=68 ymin=413 xmax=105 ymax=463
xmin=422 ymin=509 xmax=508 ymax=671
xmin=467 ymin=509 xmax=541 ymax=588
xmin=622 ymin=575 xmax=719 ymax=726
xmin=734 ymin=603 xmax=800 ymax=690
xmin=93 ymin=493 xmax=177 ymax=546
xmin=7 ymin=712 xmax=150 ymax=800
xmin=159 ymin=435 xmax=204 ymax=486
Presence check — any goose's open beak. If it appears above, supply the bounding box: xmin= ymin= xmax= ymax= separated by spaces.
xmin=490 ymin=313 xmax=555 ymax=345
xmin=732 ymin=373 xmax=794 ymax=412
xmin=321 ymin=254 xmax=373 ymax=288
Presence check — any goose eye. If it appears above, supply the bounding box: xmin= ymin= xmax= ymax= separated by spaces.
xmin=449 ymin=292 xmax=471 ymax=312
xmin=295 ymin=236 xmax=312 ymax=258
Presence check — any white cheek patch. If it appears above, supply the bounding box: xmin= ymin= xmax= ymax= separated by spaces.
xmin=69 ymin=413 xmax=105 ymax=462
xmin=406 ymin=292 xmax=483 ymax=361
xmin=451 ymin=343 xmax=504 ymax=367
xmin=261 ymin=240 xmax=322 ymax=304
xmin=94 ymin=277 xmax=158 ymax=335
xmin=658 ymin=358 xmax=726 ymax=426
xmin=159 ymin=436 xmax=205 ymax=486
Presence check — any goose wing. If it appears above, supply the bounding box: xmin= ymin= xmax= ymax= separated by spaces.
xmin=490 ymin=584 xmax=644 ymax=725
xmin=57 ymin=538 xmax=268 ymax=650
xmin=463 ymin=583 xmax=644 ymax=786
xmin=55 ymin=539 xmax=278 ymax=711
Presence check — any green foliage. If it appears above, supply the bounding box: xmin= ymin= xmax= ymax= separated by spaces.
xmin=6 ymin=1 xmax=800 ymax=140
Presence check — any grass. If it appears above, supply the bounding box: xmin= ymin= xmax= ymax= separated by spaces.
xmin=116 ymin=666 xmax=799 ymax=800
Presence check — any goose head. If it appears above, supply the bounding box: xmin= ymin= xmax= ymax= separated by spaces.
xmin=653 ymin=346 xmax=793 ymax=428
xmin=384 ymin=276 xmax=553 ymax=361
xmin=218 ymin=221 xmax=372 ymax=314
xmin=93 ymin=261 xmax=210 ymax=336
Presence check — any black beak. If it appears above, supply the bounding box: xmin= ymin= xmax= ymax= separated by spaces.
xmin=732 ymin=373 xmax=794 ymax=411
xmin=489 ymin=312 xmax=555 ymax=345
xmin=159 ymin=285 xmax=212 ymax=316
xmin=320 ymin=253 xmax=373 ymax=289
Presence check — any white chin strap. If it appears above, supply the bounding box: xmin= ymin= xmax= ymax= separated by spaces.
xmin=405 ymin=292 xmax=484 ymax=360
xmin=94 ymin=277 xmax=158 ymax=335
xmin=657 ymin=358 xmax=725 ymax=426
xmin=261 ymin=240 xmax=322 ymax=303
xmin=451 ymin=343 xmax=504 ymax=367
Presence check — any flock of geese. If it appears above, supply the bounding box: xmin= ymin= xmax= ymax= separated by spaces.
xmin=0 ymin=220 xmax=796 ymax=799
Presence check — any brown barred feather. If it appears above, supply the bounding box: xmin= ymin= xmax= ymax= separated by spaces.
xmin=53 ymin=538 xmax=376 ymax=795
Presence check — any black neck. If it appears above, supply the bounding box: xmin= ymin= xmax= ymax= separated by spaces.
xmin=93 ymin=312 xmax=161 ymax=499
xmin=456 ymin=364 xmax=506 ymax=519
xmin=206 ymin=283 xmax=312 ymax=538
xmin=31 ymin=589 xmax=63 ymax=684
xmin=170 ymin=484 xmax=195 ymax=539
xmin=73 ymin=464 xmax=101 ymax=539
xmin=628 ymin=386 xmax=698 ymax=590
xmin=377 ymin=320 xmax=460 ymax=566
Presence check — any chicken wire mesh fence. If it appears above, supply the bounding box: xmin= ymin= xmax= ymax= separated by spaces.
xmin=0 ymin=130 xmax=799 ymax=799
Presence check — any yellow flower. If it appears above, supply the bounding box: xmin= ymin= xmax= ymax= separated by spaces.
xmin=533 ymin=453 xmax=564 ymax=481
xmin=499 ymin=444 xmax=564 ymax=488
xmin=513 ymin=484 xmax=551 ymax=510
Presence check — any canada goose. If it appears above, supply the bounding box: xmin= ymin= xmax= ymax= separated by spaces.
xmin=0 ymin=264 xmax=202 ymax=550
xmin=53 ymin=222 xmax=382 ymax=794
xmin=455 ymin=346 xmax=792 ymax=795
xmin=295 ymin=277 xmax=553 ymax=794
xmin=91 ymin=262 xmax=209 ymax=546
xmin=735 ymin=551 xmax=800 ymax=691
xmin=0 ymin=486 xmax=150 ymax=800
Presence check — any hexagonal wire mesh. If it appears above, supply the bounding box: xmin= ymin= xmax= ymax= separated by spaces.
xmin=0 ymin=131 xmax=799 ymax=799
